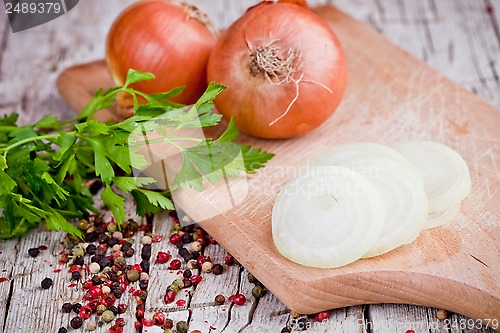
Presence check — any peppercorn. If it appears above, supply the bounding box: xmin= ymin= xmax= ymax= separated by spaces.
xmin=183 ymin=270 xmax=192 ymax=279
xmin=141 ymin=235 xmax=152 ymax=245
xmin=41 ymin=277 xmax=53 ymax=289
xmin=233 ymin=294 xmax=246 ymax=306
xmin=215 ymin=294 xmax=225 ymax=305
xmin=73 ymin=257 xmax=84 ymax=266
xmin=71 ymin=271 xmax=81 ymax=280
xmin=127 ymin=269 xmax=140 ymax=282
xmin=436 ymin=309 xmax=448 ymax=320
xmin=182 ymin=252 xmax=194 ymax=263
xmin=164 ymin=318 xmax=174 ymax=329
xmin=77 ymin=219 xmax=90 ymax=231
xmin=114 ymin=257 xmax=126 ymax=267
xmin=139 ymin=280 xmax=148 ymax=290
xmin=112 ymin=231 xmax=123 ymax=240
xmin=86 ymin=243 xmax=97 ymax=255
xmin=314 ymin=311 xmax=330 ymax=322
xmin=96 ymin=304 xmax=107 ymax=315
xmin=140 ymin=272 xmax=149 ymax=281
xmin=108 ymin=305 xmax=119 ymax=315
xmin=167 ymin=284 xmax=180 ymax=293
xmin=102 ymin=285 xmax=111 ymax=294
xmin=70 ymin=316 xmax=83 ymax=329
xmin=86 ymin=321 xmax=97 ymax=331
xmin=181 ymin=233 xmax=192 ymax=243
xmin=169 ymin=259 xmax=182 ymax=270
xmin=85 ymin=231 xmax=99 ymax=243
xmin=107 ymin=238 xmax=119 ymax=247
xmin=61 ymin=302 xmax=73 ymax=313
xmin=164 ymin=290 xmax=176 ymax=304
xmin=98 ymin=234 xmax=109 ymax=244
xmin=138 ymin=290 xmax=148 ymax=301
xmin=141 ymin=245 xmax=152 ymax=260
xmin=113 ymin=288 xmax=123 ymax=298
xmin=176 ymin=321 xmax=189 ymax=333
xmin=107 ymin=223 xmax=117 ymax=233
xmin=225 ymin=255 xmax=234 ymax=266
xmin=28 ymin=247 xmax=40 ymax=258
xmin=248 ymin=273 xmax=257 ymax=284
xmin=95 ymin=247 xmax=107 ymax=257
xmin=281 ymin=327 xmax=292 ymax=333
xmin=178 ymin=247 xmax=189 ymax=257
xmin=191 ymin=251 xmax=200 ymax=260
xmin=252 ymin=285 xmax=266 ymax=299
xmin=190 ymin=241 xmax=202 ymax=252
xmin=58 ymin=327 xmax=68 ymax=333
xmin=202 ymin=261 xmax=213 ymax=273
xmin=99 ymin=257 xmax=111 ymax=268
xmin=91 ymin=275 xmax=102 ymax=285
xmin=187 ymin=260 xmax=198 ymax=269
xmin=212 ymin=264 xmax=223 ymax=275
xmin=101 ymin=310 xmax=115 ymax=323
xmin=117 ymin=303 xmax=128 ymax=314
xmin=173 ymin=279 xmax=184 ymax=289
xmin=140 ymin=260 xmax=150 ymax=274
xmin=116 ymin=317 xmax=126 ymax=327
xmin=72 ymin=303 xmax=82 ymax=314
xmin=183 ymin=280 xmax=192 ymax=288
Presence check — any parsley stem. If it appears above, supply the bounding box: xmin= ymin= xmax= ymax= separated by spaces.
xmin=1 ymin=133 xmax=62 ymax=158
xmin=127 ymin=137 xmax=202 ymax=147
xmin=0 ymin=126 xmax=18 ymax=131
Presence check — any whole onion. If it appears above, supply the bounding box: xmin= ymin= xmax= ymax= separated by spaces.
xmin=106 ymin=0 xmax=217 ymax=106
xmin=207 ymin=0 xmax=348 ymax=138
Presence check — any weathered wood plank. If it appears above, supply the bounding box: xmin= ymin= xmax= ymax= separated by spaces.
xmin=0 ymin=239 xmax=18 ymax=332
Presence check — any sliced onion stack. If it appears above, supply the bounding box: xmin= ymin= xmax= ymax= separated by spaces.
xmin=272 ymin=141 xmax=471 ymax=268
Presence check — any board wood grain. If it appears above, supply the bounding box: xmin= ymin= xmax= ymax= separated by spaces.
xmin=56 ymin=5 xmax=500 ymax=327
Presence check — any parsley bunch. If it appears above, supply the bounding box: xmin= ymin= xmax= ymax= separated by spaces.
xmin=0 ymin=70 xmax=274 ymax=239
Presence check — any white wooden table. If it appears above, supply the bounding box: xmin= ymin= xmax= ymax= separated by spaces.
xmin=0 ymin=1 xmax=498 ymax=332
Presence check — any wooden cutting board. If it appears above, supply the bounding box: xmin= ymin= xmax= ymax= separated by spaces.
xmin=57 ymin=5 xmax=500 ymax=325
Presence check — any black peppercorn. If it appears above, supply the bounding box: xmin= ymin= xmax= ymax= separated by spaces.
xmin=28 ymin=247 xmax=40 ymax=258
xmin=90 ymin=255 xmax=100 ymax=263
xmin=99 ymin=257 xmax=111 ymax=268
xmin=71 ymin=271 xmax=81 ymax=280
xmin=61 ymin=302 xmax=73 ymax=313
xmin=72 ymin=303 xmax=82 ymax=314
xmin=89 ymin=179 xmax=103 ymax=195
xmin=181 ymin=233 xmax=192 ymax=243
xmin=92 ymin=275 xmax=102 ymax=285
xmin=70 ymin=316 xmax=83 ymax=329
xmin=175 ymin=242 xmax=184 ymax=249
xmin=107 ymin=237 xmax=119 ymax=247
xmin=141 ymin=245 xmax=152 ymax=260
xmin=95 ymin=247 xmax=106 ymax=257
xmin=182 ymin=252 xmax=194 ymax=263
xmin=281 ymin=327 xmax=292 ymax=333
xmin=86 ymin=243 xmax=97 ymax=255
xmin=124 ymin=248 xmax=135 ymax=258
xmin=191 ymin=251 xmax=200 ymax=260
xmin=85 ymin=231 xmax=99 ymax=243
xmin=121 ymin=242 xmax=132 ymax=250
xmin=108 ymin=305 xmax=119 ymax=315
xmin=95 ymin=225 xmax=105 ymax=234
xmin=212 ymin=264 xmax=223 ymax=275
xmin=183 ymin=270 xmax=192 ymax=279
xmin=178 ymin=247 xmax=189 ymax=257
xmin=41 ymin=277 xmax=53 ymax=289
xmin=112 ymin=289 xmax=123 ymax=298
xmin=58 ymin=327 xmax=68 ymax=333
xmin=140 ymin=260 xmax=150 ymax=274
xmin=73 ymin=257 xmax=84 ymax=266
xmin=98 ymin=234 xmax=109 ymax=244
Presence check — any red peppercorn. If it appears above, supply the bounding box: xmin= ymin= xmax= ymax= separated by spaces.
xmin=134 ymin=321 xmax=142 ymax=331
xmin=82 ymin=294 xmax=92 ymax=302
xmin=152 ymin=235 xmax=163 ymax=243
xmin=100 ymin=294 xmax=116 ymax=307
xmin=163 ymin=318 xmax=174 ymax=329
xmin=196 ymin=255 xmax=211 ymax=268
xmin=405 ymin=331 xmax=415 ymax=333
xmin=155 ymin=251 xmax=171 ymax=264
xmin=141 ymin=317 xmax=155 ymax=327
xmin=153 ymin=312 xmax=165 ymax=326
xmin=233 ymin=294 xmax=246 ymax=306
xmin=87 ymin=300 xmax=99 ymax=312
xmin=169 ymin=234 xmax=182 ymax=245
xmin=225 ymin=255 xmax=234 ymax=266
xmin=117 ymin=275 xmax=128 ymax=286
xmin=89 ymin=286 xmax=102 ymax=298
xmin=115 ymin=318 xmax=126 ymax=327
xmin=190 ymin=275 xmax=202 ymax=285
xmin=79 ymin=305 xmax=92 ymax=319
xmin=83 ymin=280 xmax=93 ymax=289
xmin=209 ymin=236 xmax=217 ymax=244
xmin=69 ymin=265 xmax=82 ymax=273
xmin=109 ymin=326 xmax=124 ymax=333
xmin=314 ymin=311 xmax=330 ymax=322
xmin=191 ymin=330 xmax=202 ymax=333
xmin=169 ymin=259 xmax=182 ymax=270
xmin=163 ymin=290 xmax=176 ymax=304
xmin=117 ymin=303 xmax=128 ymax=314
xmin=131 ymin=264 xmax=143 ymax=274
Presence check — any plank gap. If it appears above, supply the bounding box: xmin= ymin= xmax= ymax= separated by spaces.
xmin=2 ymin=279 xmax=14 ymax=333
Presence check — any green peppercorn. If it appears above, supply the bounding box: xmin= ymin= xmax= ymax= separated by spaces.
xmin=176 ymin=321 xmax=189 ymax=333
xmin=173 ymin=279 xmax=184 ymax=289
xmin=252 ymin=285 xmax=267 ymax=299
xmin=96 ymin=304 xmax=107 ymax=315
xmin=248 ymin=273 xmax=257 ymax=284
xmin=163 ymin=329 xmax=174 ymax=333
xmin=167 ymin=284 xmax=180 ymax=293
xmin=107 ymin=223 xmax=117 ymax=233
xmin=77 ymin=219 xmax=90 ymax=230
xmin=192 ymin=233 xmax=199 ymax=241
xmin=72 ymin=247 xmax=85 ymax=258
xmin=101 ymin=310 xmax=115 ymax=323
xmin=114 ymin=257 xmax=126 ymax=267
xmin=127 ymin=269 xmax=140 ymax=282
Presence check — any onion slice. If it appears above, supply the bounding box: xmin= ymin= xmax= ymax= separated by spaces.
xmin=272 ymin=165 xmax=386 ymax=268
xmin=389 ymin=141 xmax=471 ymax=213
xmin=425 ymin=203 xmax=462 ymax=229
xmin=313 ymin=143 xmax=428 ymax=258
